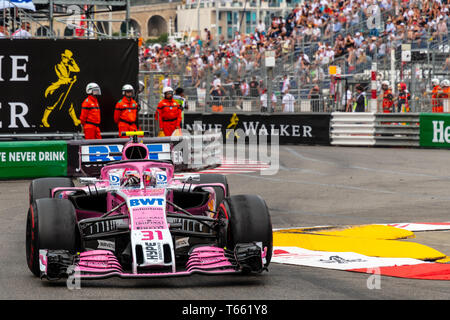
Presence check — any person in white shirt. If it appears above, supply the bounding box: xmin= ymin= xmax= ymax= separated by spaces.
xmin=257 ymin=20 xmax=266 ymax=34
xmin=385 ymin=18 xmax=396 ymax=35
xmin=260 ymin=89 xmax=277 ymax=112
xmin=207 ymin=52 xmax=215 ymax=66
xmin=212 ymin=75 xmax=221 ymax=88
xmin=12 ymin=22 xmax=32 ymax=39
xmin=162 ymin=77 xmax=172 ymax=89
xmin=282 ymin=92 xmax=295 ymax=112
xmin=240 ymin=80 xmax=249 ymax=97
xmin=281 ymin=75 xmax=290 ymax=94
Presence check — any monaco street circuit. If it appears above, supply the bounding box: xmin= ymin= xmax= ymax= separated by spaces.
xmin=2 ymin=145 xmax=450 ymax=299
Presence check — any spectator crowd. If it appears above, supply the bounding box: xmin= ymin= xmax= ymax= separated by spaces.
xmin=140 ymin=0 xmax=449 ymax=99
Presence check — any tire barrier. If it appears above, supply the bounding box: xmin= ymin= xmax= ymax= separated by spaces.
xmin=330 ymin=113 xmax=376 ymax=146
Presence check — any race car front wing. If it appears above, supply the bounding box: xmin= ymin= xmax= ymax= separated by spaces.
xmin=38 ymin=243 xmax=267 ymax=280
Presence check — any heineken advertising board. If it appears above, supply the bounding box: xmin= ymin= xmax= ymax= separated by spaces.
xmin=420 ymin=113 xmax=450 ymax=148
xmin=0 ymin=141 xmax=67 ymax=178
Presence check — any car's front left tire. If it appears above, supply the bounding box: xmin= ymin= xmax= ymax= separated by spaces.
xmin=26 ymin=198 xmax=79 ymax=277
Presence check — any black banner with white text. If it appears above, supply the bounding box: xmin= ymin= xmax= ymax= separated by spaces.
xmin=184 ymin=113 xmax=331 ymax=145
xmin=0 ymin=39 xmax=138 ymax=133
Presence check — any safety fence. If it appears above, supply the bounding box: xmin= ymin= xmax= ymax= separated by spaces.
xmin=183 ymin=95 xmax=450 ymax=114
xmin=185 ymin=97 xmax=328 ymax=113
xmin=140 ymin=70 xmax=450 ymax=115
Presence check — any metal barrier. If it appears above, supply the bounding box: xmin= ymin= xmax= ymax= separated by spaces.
xmin=330 ymin=112 xmax=420 ymax=147
xmin=330 ymin=113 xmax=376 ymax=146
xmin=186 ymin=98 xmax=330 ymax=113
xmin=374 ymin=113 xmax=420 ymax=147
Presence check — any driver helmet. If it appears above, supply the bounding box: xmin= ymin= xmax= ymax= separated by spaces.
xmin=121 ymin=169 xmax=140 ymax=188
xmin=143 ymin=168 xmax=157 ymax=187
xmin=143 ymin=168 xmax=167 ymax=188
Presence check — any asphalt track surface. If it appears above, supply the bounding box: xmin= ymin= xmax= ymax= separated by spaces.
xmin=2 ymin=145 xmax=450 ymax=300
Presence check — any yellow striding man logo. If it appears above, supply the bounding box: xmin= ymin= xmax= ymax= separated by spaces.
xmin=226 ymin=113 xmax=240 ymax=139
xmin=41 ymin=49 xmax=81 ymax=128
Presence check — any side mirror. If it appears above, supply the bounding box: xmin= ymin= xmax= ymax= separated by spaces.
xmin=172 ymin=174 xmax=201 ymax=183
xmin=78 ymin=177 xmax=100 ymax=185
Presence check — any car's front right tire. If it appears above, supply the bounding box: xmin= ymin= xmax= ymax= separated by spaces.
xmin=218 ymin=194 xmax=273 ymax=267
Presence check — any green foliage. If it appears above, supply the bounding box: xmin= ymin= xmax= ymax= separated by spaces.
xmin=145 ymin=33 xmax=169 ymax=45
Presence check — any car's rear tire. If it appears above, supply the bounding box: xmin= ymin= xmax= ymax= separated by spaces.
xmin=26 ymin=198 xmax=79 ymax=277
xmin=29 ymin=177 xmax=74 ymax=204
xmin=194 ymin=174 xmax=229 ymax=206
xmin=219 ymin=195 xmax=273 ymax=267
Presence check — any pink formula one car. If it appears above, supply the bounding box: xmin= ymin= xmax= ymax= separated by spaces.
xmin=26 ymin=134 xmax=272 ymax=281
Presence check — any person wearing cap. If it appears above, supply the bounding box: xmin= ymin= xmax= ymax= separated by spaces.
xmin=385 ymin=17 xmax=395 ymax=35
xmin=353 ymin=85 xmax=367 ymax=112
xmin=114 ymin=84 xmax=139 ymax=138
xmin=155 ymin=87 xmax=182 ymax=137
xmin=381 ymin=81 xmax=394 ymax=113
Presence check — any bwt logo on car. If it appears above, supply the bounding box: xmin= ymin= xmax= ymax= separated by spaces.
xmin=81 ymin=144 xmax=170 ymax=163
xmin=130 ymin=197 xmax=165 ymax=207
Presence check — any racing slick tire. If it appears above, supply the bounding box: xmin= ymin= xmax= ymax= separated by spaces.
xmin=26 ymin=198 xmax=78 ymax=277
xmin=219 ymin=195 xmax=273 ymax=267
xmin=29 ymin=177 xmax=74 ymax=204
xmin=194 ymin=174 xmax=229 ymax=205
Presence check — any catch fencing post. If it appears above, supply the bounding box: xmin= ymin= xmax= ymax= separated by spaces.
xmin=370 ymin=62 xmax=378 ymax=113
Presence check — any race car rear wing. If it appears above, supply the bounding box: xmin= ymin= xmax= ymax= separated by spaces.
xmin=66 ymin=134 xmax=222 ymax=177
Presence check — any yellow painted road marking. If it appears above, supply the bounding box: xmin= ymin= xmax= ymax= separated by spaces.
xmin=273 ymin=225 xmax=446 ymax=261
xmin=277 ymin=225 xmax=414 ymax=240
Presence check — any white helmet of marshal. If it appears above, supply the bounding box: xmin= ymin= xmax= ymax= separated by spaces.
xmin=432 ymin=78 xmax=440 ymax=86
xmin=122 ymin=84 xmax=134 ymax=95
xmin=441 ymin=79 xmax=450 ymax=87
xmin=381 ymin=80 xmax=390 ymax=87
xmin=163 ymin=86 xmax=174 ymax=95
xmin=86 ymin=82 xmax=101 ymax=95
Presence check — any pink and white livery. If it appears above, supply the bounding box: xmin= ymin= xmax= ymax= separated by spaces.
xmin=26 ymin=133 xmax=272 ymax=281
